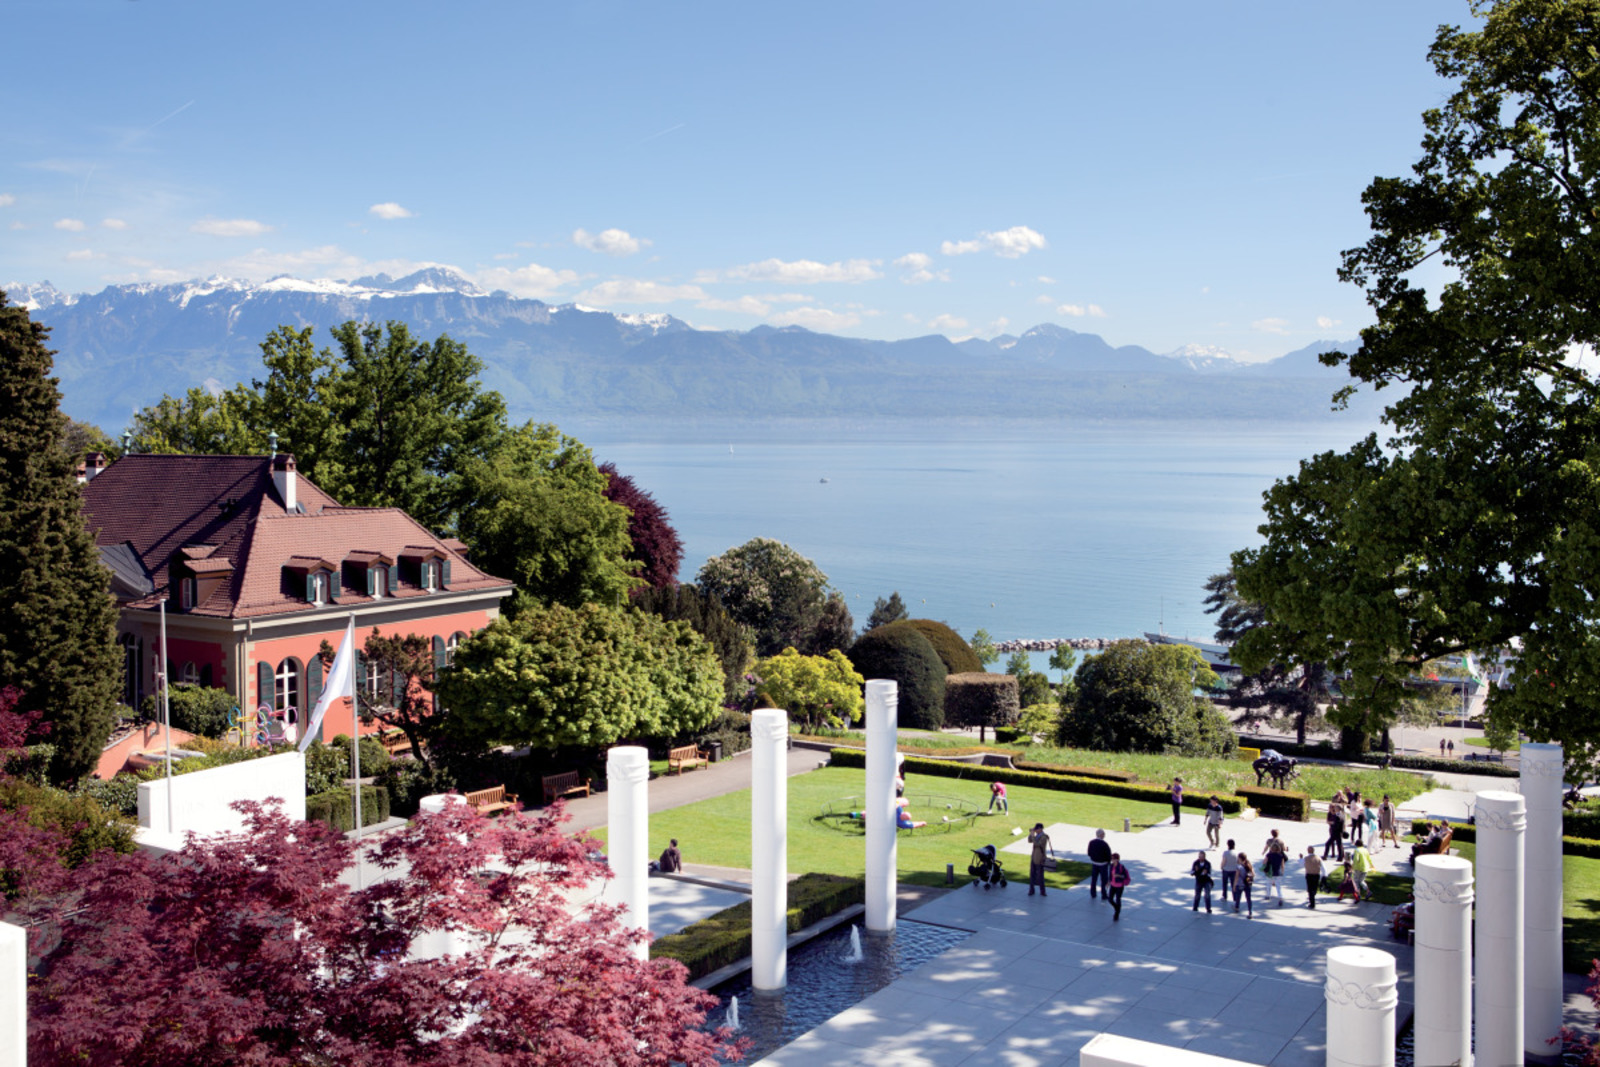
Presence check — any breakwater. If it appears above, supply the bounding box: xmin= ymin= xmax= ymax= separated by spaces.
xmin=994 ymin=637 xmax=1125 ymax=653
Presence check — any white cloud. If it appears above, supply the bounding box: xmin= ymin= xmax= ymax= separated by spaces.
xmin=1316 ymin=315 xmax=1338 ymax=329
xmin=722 ymin=257 xmax=882 ymax=284
xmin=54 ymin=218 xmax=86 ymax=232
xmin=1034 ymin=294 xmax=1056 ymax=306
xmin=1036 ymin=276 xmax=1056 ymax=285
xmin=1057 ymin=303 xmax=1106 ymax=318
xmin=369 ymin=202 xmax=414 ymax=220
xmin=928 ymin=313 xmax=968 ymax=332
xmin=894 ymin=251 xmax=948 ymax=285
xmin=941 ymin=225 xmax=1047 ymax=258
xmin=101 ymin=218 xmax=128 ymax=230
xmin=769 ymin=306 xmax=862 ymax=330
xmin=191 ymin=218 xmax=270 ymax=237
xmin=1252 ymin=317 xmax=1291 ymax=335
xmin=578 ymin=279 xmax=706 ymax=305
xmin=573 ymin=227 xmax=649 ymax=257
xmin=697 ymin=295 xmax=771 ymax=316
xmin=986 ymin=317 xmax=1011 ymax=337
xmin=66 ymin=248 xmax=100 ymax=261
xmin=9 ymin=222 xmax=25 ymax=230
xmin=896 ymin=252 xmax=932 ymax=270
xmin=473 ymin=262 xmax=583 ymax=300
xmin=0 ymin=194 xmax=14 ymax=208
xmin=492 ymin=251 xmax=517 ymax=260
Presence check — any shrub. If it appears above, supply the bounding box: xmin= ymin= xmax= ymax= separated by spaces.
xmin=1236 ymin=784 xmax=1311 ymax=821
xmin=1013 ymin=702 xmax=1062 ymax=741
xmin=142 ymin=684 xmax=236 ymax=739
xmin=943 ymin=673 xmax=1019 ymax=741
xmin=897 ymin=620 xmax=983 ymax=675
xmin=4 ymin=742 xmax=55 ymax=786
xmin=305 ymin=785 xmax=391 ymax=832
xmin=375 ymin=758 xmax=457 ymax=818
xmin=692 ymin=709 xmax=753 ymax=759
xmin=651 ymin=873 xmax=863 ymax=980
xmin=1011 ymin=760 xmax=1138 ymax=784
xmin=75 ymin=772 xmax=141 ymax=817
xmin=331 ymin=733 xmax=391 ymax=775
xmin=847 ymin=624 xmax=947 ymax=730
xmin=0 ymin=780 xmax=137 ymax=870
xmin=828 ymin=749 xmax=1245 ymax=813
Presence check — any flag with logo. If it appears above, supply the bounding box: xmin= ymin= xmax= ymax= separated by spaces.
xmin=300 ymin=616 xmax=355 ymax=752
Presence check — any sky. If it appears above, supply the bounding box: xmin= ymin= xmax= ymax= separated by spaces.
xmin=2 ymin=1 xmax=1467 ymax=361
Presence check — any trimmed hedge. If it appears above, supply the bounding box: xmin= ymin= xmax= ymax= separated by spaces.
xmin=1011 ymin=760 xmax=1138 ymax=784
xmin=1235 ymin=734 xmax=1520 ymax=778
xmin=943 ymin=672 xmax=1019 ymax=738
xmin=1236 ymin=784 xmax=1311 ymax=822
xmin=898 ymin=619 xmax=984 ymax=674
xmin=829 ymin=749 xmax=1246 ymax=814
xmin=651 ymin=873 xmax=864 ymax=980
xmin=306 ymin=785 xmax=391 ymax=832
xmin=848 ymin=624 xmax=947 ymax=730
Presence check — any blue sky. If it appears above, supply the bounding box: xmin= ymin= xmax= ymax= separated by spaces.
xmin=3 ymin=1 xmax=1464 ymax=359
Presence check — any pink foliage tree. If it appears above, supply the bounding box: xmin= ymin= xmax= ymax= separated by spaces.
xmin=29 ymin=800 xmax=743 ymax=1067
xmin=0 ymin=685 xmax=74 ymax=904
xmin=599 ymin=462 xmax=684 ymax=590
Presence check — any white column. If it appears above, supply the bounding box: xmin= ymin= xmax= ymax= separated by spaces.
xmin=751 ymin=708 xmax=789 ymax=991
xmin=0 ymin=921 xmax=23 ymax=1067
xmin=1413 ymin=854 xmax=1473 ymax=1067
xmin=1324 ymin=945 xmax=1397 ymax=1067
xmin=865 ymin=679 xmax=899 ymax=933
xmin=1522 ymin=742 xmax=1564 ymax=1062
xmin=606 ymin=745 xmax=650 ymax=961
xmin=1475 ymin=789 xmax=1526 ymax=1067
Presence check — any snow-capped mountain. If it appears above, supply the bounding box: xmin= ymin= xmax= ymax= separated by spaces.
xmin=5 ymin=273 xmax=1368 ymax=429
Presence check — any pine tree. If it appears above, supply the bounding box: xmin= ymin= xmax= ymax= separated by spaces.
xmin=0 ymin=293 xmax=120 ymax=782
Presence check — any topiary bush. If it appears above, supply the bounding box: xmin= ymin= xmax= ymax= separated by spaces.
xmin=305 ymin=785 xmax=390 ymax=832
xmin=847 ymin=624 xmax=947 ymax=730
xmin=376 ymin=758 xmax=457 ymax=818
xmin=897 ymin=619 xmax=983 ymax=674
xmin=141 ymin=684 xmax=237 ymax=738
xmin=943 ymin=672 xmax=1019 ymax=742
xmin=330 ymin=733 xmax=391 ymax=775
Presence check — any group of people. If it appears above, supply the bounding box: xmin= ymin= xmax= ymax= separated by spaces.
xmin=1321 ymin=788 xmax=1401 ymax=861
xmin=1190 ymin=827 xmax=1379 ymax=916
xmin=1026 ymin=825 xmax=1133 ymax=921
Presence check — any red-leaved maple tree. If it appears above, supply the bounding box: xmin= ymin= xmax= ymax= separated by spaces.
xmin=28 ymin=800 xmax=744 ymax=1066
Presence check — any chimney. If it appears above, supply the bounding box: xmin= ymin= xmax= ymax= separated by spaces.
xmin=83 ymin=452 xmax=107 ymax=481
xmin=272 ymin=453 xmax=298 ymax=512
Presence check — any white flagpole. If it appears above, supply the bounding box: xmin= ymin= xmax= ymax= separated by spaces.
xmin=159 ymin=597 xmax=173 ymax=834
xmin=350 ymin=617 xmax=363 ymax=885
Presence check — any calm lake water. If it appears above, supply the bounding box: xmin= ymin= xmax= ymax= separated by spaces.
xmin=574 ymin=417 xmax=1380 ymax=670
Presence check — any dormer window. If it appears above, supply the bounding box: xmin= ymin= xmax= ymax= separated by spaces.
xmin=422 ymin=561 xmax=437 ymax=591
xmin=179 ymin=576 xmax=197 ymax=610
xmin=284 ymin=556 xmax=337 ymax=606
xmin=311 ymin=572 xmax=329 ymax=606
xmin=372 ymin=566 xmax=389 ymax=598
xmin=398 ymin=546 xmax=450 ymax=592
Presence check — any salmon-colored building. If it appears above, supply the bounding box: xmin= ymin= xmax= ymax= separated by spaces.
xmin=79 ymin=452 xmax=514 ymax=750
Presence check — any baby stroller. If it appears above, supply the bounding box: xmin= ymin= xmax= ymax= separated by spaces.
xmin=968 ymin=844 xmax=1007 ymax=890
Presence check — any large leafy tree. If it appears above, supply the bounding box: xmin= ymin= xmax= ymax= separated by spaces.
xmin=350 ymin=629 xmax=446 ymax=772
xmin=1231 ymin=0 xmax=1600 ymax=759
xmin=866 ymin=592 xmax=909 ymax=631
xmin=1056 ymin=639 xmax=1232 ymax=757
xmin=26 ymin=800 xmax=740 ymax=1067
xmin=753 ymin=647 xmax=865 ymax=731
xmin=696 ymin=538 xmax=831 ymax=657
xmin=436 ymin=603 xmax=722 ymax=751
xmin=634 ymin=583 xmax=754 ymax=704
xmin=1202 ymin=569 xmax=1326 ymax=743
xmin=598 ymin=461 xmax=683 ymax=589
xmin=846 ymin=623 xmax=947 ymax=730
xmin=0 ymin=294 xmax=121 ymax=782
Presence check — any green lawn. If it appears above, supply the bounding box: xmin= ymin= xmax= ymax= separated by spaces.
xmin=591 ymin=765 xmax=1172 ymax=889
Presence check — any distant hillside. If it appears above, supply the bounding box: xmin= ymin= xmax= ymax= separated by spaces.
xmin=4 ymin=271 xmax=1375 ymax=431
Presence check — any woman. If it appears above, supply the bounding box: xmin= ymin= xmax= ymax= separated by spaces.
xmin=1304 ymin=847 xmax=1323 ymax=909
xmin=1233 ymin=851 xmax=1255 ymax=917
xmin=1191 ymin=850 xmax=1214 ymax=914
xmin=1169 ymin=778 xmax=1184 ymax=825
xmin=1107 ymin=852 xmax=1131 ymax=921
xmin=1205 ymin=796 xmax=1224 ymax=847
xmin=1323 ymin=797 xmax=1346 ymax=861
xmin=1378 ymin=795 xmax=1400 ymax=850
xmin=1263 ymin=829 xmax=1287 ymax=906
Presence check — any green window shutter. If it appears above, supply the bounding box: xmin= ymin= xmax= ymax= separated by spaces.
xmin=389 ymin=562 xmax=400 ymax=589
xmin=329 ymin=571 xmax=341 ymax=600
xmin=392 ymin=668 xmax=405 ymax=705
xmin=366 ymin=567 xmax=377 ymax=596
xmin=433 ymin=635 xmax=447 ymax=671
xmin=307 ymin=656 xmax=323 ymax=709
xmin=441 ymin=558 xmax=452 ymax=588
xmin=304 ymin=573 xmax=316 ymax=602
xmin=257 ymin=661 xmax=274 ymax=710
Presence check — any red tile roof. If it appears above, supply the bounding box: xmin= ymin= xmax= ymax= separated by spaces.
xmin=81 ymin=454 xmax=511 ymax=618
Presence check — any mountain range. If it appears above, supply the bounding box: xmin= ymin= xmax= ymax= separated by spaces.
xmin=4 ymin=270 xmax=1375 ymax=431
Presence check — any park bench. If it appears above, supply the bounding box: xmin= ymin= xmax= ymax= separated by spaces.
xmin=379 ymin=727 xmax=412 ymax=756
xmin=668 ymin=744 xmax=710 ymax=775
xmin=464 ymin=784 xmax=517 ymax=816
xmin=541 ymin=770 xmax=591 ymax=805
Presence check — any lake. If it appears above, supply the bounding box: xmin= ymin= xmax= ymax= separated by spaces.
xmin=572 ymin=417 xmax=1380 ymax=675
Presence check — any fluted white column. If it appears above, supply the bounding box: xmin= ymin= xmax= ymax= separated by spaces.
xmin=1 ymin=921 xmax=23 ymax=1067
xmin=1475 ymin=789 xmax=1526 ymax=1067
xmin=1325 ymin=945 xmax=1398 ymax=1067
xmin=606 ymin=745 xmax=650 ymax=961
xmin=865 ymin=679 xmax=899 ymax=933
xmin=1414 ymin=854 xmax=1473 ymax=1067
xmin=751 ymin=708 xmax=789 ymax=991
xmin=1522 ymin=742 xmax=1564 ymax=1062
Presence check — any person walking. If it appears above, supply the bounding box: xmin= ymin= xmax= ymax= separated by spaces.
xmin=1349 ymin=843 xmax=1376 ymax=902
xmin=1263 ymin=828 xmax=1287 ymax=906
xmin=1027 ymin=822 xmax=1053 ymax=897
xmin=1304 ymin=847 xmax=1324 ymax=909
xmin=1220 ymin=839 xmax=1239 ymax=900
xmin=1191 ymin=850 xmax=1214 ymax=913
xmin=1107 ymin=852 xmax=1131 ymax=921
xmin=1205 ymin=796 xmax=1224 ymax=847
xmin=1440 ymin=738 xmax=1447 ymax=757
xmin=1350 ymin=796 xmax=1365 ymax=847
xmin=1233 ymin=852 xmax=1255 ymax=917
xmin=988 ymin=779 xmax=1008 ymax=814
xmin=1379 ymin=795 xmax=1400 ymax=850
xmin=1087 ymin=829 xmax=1112 ymax=900
xmin=1169 ymin=777 xmax=1184 ymax=825
xmin=1448 ymin=739 xmax=1456 ymax=758
xmin=1323 ymin=798 xmax=1346 ymax=861
xmin=1363 ymin=800 xmax=1379 ymax=847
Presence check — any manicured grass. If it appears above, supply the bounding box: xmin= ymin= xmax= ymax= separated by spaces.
xmin=591 ymin=765 xmax=1173 ymax=890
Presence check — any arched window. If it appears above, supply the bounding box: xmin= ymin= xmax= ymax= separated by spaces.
xmin=120 ymin=634 xmax=139 ymax=708
xmin=180 ymin=662 xmax=199 ymax=685
xmin=275 ymin=658 xmax=301 ymax=714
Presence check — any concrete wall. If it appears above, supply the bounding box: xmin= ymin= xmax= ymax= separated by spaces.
xmin=0 ymin=921 xmax=22 ymax=1067
xmin=138 ymin=750 xmax=306 ymax=838
xmin=1079 ymin=1034 xmax=1258 ymax=1067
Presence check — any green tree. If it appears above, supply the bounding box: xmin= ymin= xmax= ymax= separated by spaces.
xmin=634 ymin=583 xmax=754 ymax=704
xmin=454 ymin=423 xmax=638 ymax=611
xmin=1202 ymin=569 xmax=1326 ymax=744
xmin=436 ymin=604 xmax=721 ymax=751
xmin=1004 ymin=650 xmax=1052 ymax=709
xmin=1231 ymin=0 xmax=1600 ymax=760
xmin=696 ymin=538 xmax=831 ymax=657
xmin=969 ymin=628 xmax=1000 ymax=668
xmin=806 ymin=590 xmax=855 ymax=654
xmin=901 ymin=619 xmax=983 ymax=674
xmin=866 ymin=592 xmax=909 ymax=631
xmin=753 ymin=647 xmax=865 ymax=731
xmin=140 ymin=684 xmax=236 ymax=739
xmin=0 ymin=295 xmax=122 ymax=782
xmin=1056 ymin=639 xmax=1231 ymax=757
xmin=846 ymin=624 xmax=947 ymax=730
xmin=943 ymin=673 xmax=1019 ymax=743
xmin=353 ymin=630 xmax=445 ymax=772
xmin=1047 ymin=644 xmax=1078 ymax=704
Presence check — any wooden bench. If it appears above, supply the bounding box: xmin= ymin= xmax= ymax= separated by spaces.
xmin=379 ymin=727 xmax=412 ymax=756
xmin=668 ymin=744 xmax=710 ymax=775
xmin=464 ymin=785 xmax=517 ymax=816
xmin=541 ymin=771 xmax=591 ymax=805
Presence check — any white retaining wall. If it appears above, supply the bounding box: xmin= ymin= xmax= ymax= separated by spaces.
xmin=137 ymin=751 xmax=306 ymax=840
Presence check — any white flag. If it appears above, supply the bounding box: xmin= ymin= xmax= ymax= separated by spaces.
xmin=300 ymin=617 xmax=355 ymax=752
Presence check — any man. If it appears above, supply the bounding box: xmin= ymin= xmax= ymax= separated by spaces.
xmin=1087 ymin=829 xmax=1112 ymax=899
xmin=652 ymin=839 xmax=682 ymax=873
xmin=1220 ymin=839 xmax=1239 ymax=899
xmin=1303 ymin=847 xmax=1324 ymax=909
xmin=1191 ymin=850 xmax=1214 ymax=913
xmin=1205 ymin=796 xmax=1224 ymax=847
xmin=1263 ymin=828 xmax=1288 ymax=906
xmin=1027 ymin=823 xmax=1053 ymax=897
xmin=1169 ymin=777 xmax=1184 ymax=825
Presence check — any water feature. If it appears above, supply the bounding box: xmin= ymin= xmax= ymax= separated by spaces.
xmin=726 ymin=995 xmax=740 ymax=1032
xmin=842 ymin=925 xmax=863 ymax=964
xmin=704 ymin=919 xmax=970 ymax=1062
